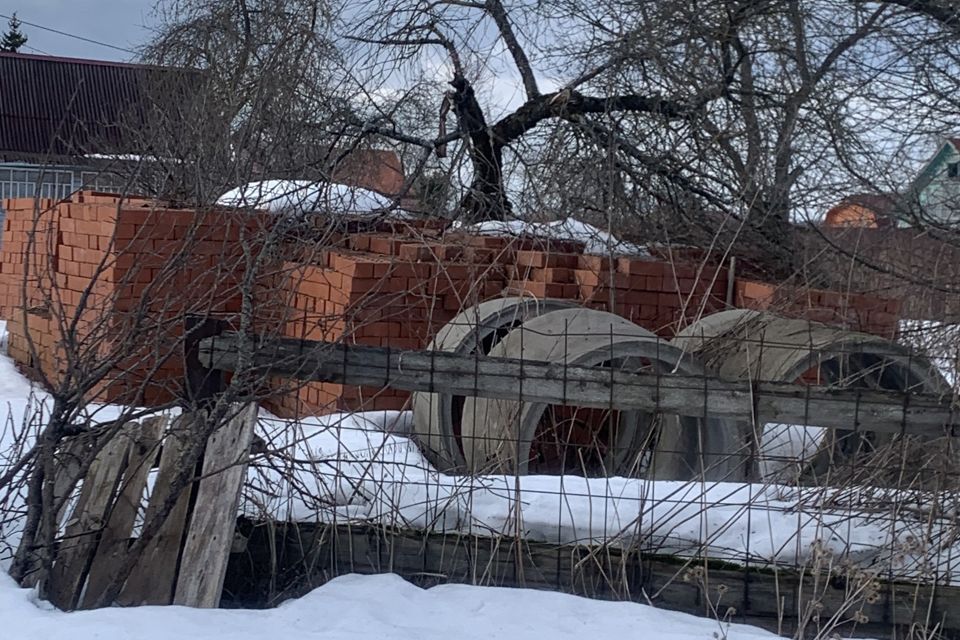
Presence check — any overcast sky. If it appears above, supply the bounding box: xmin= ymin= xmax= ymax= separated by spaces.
xmin=7 ymin=1 xmax=155 ymax=61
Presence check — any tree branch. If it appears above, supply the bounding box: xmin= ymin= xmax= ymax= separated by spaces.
xmin=491 ymin=90 xmax=699 ymax=146
xmin=481 ymin=0 xmax=539 ymax=98
xmin=875 ymin=0 xmax=960 ymax=31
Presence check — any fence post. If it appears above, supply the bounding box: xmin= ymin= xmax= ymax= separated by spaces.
xmin=184 ymin=314 xmax=229 ymax=405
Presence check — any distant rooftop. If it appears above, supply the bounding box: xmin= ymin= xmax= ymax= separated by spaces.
xmin=0 ymin=52 xmax=190 ymax=162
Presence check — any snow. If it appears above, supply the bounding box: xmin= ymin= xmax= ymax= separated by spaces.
xmin=216 ymin=180 xmax=403 ymax=216
xmin=246 ymin=412 xmax=957 ymax=583
xmin=463 ymin=218 xmax=649 ymax=256
xmin=84 ymin=153 xmax=154 ymax=162
xmin=0 ymin=571 xmax=784 ymax=640
xmin=757 ymin=423 xmax=825 ymax=480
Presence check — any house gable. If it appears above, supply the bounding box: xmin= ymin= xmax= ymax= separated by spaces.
xmin=909 ymin=138 xmax=960 ymax=224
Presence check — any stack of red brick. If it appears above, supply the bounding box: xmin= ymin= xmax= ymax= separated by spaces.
xmin=0 ymin=192 xmax=902 ymax=417
xmin=0 ymin=193 xmax=263 ymax=405
xmin=734 ymin=280 xmax=900 ymax=334
xmin=263 ymin=230 xmax=900 ymax=417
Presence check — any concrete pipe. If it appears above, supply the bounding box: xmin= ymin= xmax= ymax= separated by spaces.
xmin=673 ymin=310 xmax=951 ymax=481
xmin=459 ymin=308 xmax=742 ymax=480
xmin=411 ymin=297 xmax=578 ymax=471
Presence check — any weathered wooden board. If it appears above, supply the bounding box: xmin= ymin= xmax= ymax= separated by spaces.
xmin=173 ymin=403 xmax=257 ymax=607
xmin=225 ymin=520 xmax=960 ymax=640
xmin=116 ymin=415 xmax=196 ymax=606
xmin=46 ymin=424 xmax=134 ymax=611
xmin=81 ymin=416 xmax=166 ymax=608
xmin=51 ymin=434 xmax=92 ymax=525
xmin=17 ymin=433 xmax=99 ymax=591
xmin=200 ymin=334 xmax=959 ymax=435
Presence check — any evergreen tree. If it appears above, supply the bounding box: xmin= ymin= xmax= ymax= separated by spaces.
xmin=1 ymin=13 xmax=28 ymax=53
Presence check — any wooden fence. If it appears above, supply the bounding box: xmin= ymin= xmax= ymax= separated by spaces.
xmin=223 ymin=520 xmax=960 ymax=639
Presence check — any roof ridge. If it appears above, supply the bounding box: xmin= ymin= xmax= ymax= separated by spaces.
xmin=0 ymin=51 xmax=172 ymax=71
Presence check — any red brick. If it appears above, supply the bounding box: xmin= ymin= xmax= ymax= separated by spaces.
xmin=350 ymin=277 xmax=389 ymax=293
xmin=870 ymin=311 xmax=897 ymax=328
xmin=671 ymin=264 xmax=698 ymax=279
xmin=515 ymin=250 xmax=546 ymax=269
xmin=531 ymin=267 xmax=572 ymax=283
xmin=737 ymin=280 xmax=775 ymax=301
xmin=617 ymin=258 xmax=665 ymax=276
xmin=577 ymin=255 xmax=617 ymax=273
xmin=114 ymin=223 xmax=138 ymax=240
xmin=432 ymin=244 xmax=465 ymax=261
xmin=75 ymin=220 xmax=107 ymax=236
xmin=449 ymin=233 xmax=509 ymax=250
xmin=462 ymin=246 xmax=494 ymax=263
xmin=398 ymin=244 xmax=433 ymax=262
xmin=483 ymin=281 xmax=505 ymax=298
xmin=578 ymin=285 xmax=610 ymax=303
xmin=369 ymin=236 xmax=403 ymax=255
xmin=299 ymin=279 xmax=330 ymax=301
xmin=348 ymin=234 xmax=372 ymax=252
xmin=674 ymin=278 xmax=697 ymax=294
xmin=818 ymin=290 xmax=843 ymax=308
xmin=658 ymin=292 xmax=679 ymax=307
xmin=575 ymin=270 xmax=601 ymax=287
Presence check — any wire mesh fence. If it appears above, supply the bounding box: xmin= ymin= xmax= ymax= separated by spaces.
xmin=2 ymin=194 xmax=960 ymax=636
xmin=208 ymin=314 xmax=960 ymax=638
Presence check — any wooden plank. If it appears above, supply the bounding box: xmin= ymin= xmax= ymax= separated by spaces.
xmin=51 ymin=434 xmax=92 ymax=524
xmin=200 ymin=334 xmax=960 ymax=435
xmin=174 ymin=403 xmax=257 ymax=607
xmin=46 ymin=424 xmax=134 ymax=611
xmin=116 ymin=414 xmax=196 ymax=606
xmin=17 ymin=433 xmax=97 ymax=590
xmin=184 ymin=316 xmax=229 ymax=405
xmin=80 ymin=416 xmax=166 ymax=608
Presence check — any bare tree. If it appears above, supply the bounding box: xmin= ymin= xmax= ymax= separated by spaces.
xmin=140 ymin=0 xmax=357 ymax=201
xmin=330 ymin=0 xmax=960 ymax=274
xmin=0 ymin=0 xmax=361 ymax=599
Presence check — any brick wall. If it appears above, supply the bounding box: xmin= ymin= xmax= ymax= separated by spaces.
xmin=734 ymin=280 xmax=900 ymax=339
xmin=0 ymin=193 xmax=263 ymax=405
xmin=803 ymin=227 xmax=960 ymax=322
xmin=0 ymin=193 xmax=903 ymax=417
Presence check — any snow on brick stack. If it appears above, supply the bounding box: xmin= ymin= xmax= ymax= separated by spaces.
xmin=0 ymin=193 xmax=902 ymax=417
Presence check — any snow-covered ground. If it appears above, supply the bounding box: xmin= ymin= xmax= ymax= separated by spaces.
xmin=246 ymin=411 xmax=957 ymax=583
xmin=0 ymin=571 xmax=782 ymax=640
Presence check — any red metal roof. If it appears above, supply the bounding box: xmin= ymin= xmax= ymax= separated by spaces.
xmin=0 ymin=52 xmax=182 ymax=161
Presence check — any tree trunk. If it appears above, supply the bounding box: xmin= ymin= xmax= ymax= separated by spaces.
xmin=448 ymin=75 xmax=512 ymax=222
xmin=748 ymin=199 xmax=797 ymax=279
